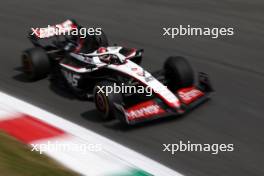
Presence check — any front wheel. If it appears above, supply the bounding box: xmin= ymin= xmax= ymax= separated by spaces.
xmin=93 ymin=81 xmax=123 ymax=120
xmin=164 ymin=56 xmax=194 ymax=90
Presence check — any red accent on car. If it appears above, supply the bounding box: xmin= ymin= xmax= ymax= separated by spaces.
xmin=0 ymin=114 xmax=66 ymax=144
xmin=71 ymin=23 xmax=78 ymax=29
xmin=177 ymin=86 xmax=204 ymax=104
xmin=125 ymin=100 xmax=165 ymax=121
xmin=74 ymin=38 xmax=85 ymax=53
xmin=131 ymin=67 xmax=138 ymax=71
xmin=32 ymin=20 xmax=76 ymax=39
xmin=125 ymin=48 xmax=137 ymax=60
xmin=97 ymin=47 xmax=108 ymax=53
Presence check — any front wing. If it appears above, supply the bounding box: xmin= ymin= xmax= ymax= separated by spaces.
xmin=114 ymin=72 xmax=213 ymax=125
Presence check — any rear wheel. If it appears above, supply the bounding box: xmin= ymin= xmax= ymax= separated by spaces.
xmin=93 ymin=81 xmax=123 ymax=120
xmin=164 ymin=56 xmax=194 ymax=90
xmin=21 ymin=47 xmax=50 ymax=80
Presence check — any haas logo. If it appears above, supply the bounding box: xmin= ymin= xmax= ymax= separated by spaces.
xmin=62 ymin=70 xmax=80 ymax=87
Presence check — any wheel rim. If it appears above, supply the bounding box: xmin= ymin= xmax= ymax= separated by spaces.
xmin=22 ymin=54 xmax=33 ymax=75
xmin=95 ymin=93 xmax=109 ymax=116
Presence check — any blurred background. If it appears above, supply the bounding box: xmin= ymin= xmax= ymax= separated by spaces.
xmin=0 ymin=0 xmax=264 ymax=175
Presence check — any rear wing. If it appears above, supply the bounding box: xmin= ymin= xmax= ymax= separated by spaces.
xmin=28 ymin=19 xmax=79 ymax=48
xmin=29 ymin=19 xmax=78 ymax=39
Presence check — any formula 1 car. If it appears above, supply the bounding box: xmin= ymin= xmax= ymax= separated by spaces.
xmin=21 ymin=21 xmax=213 ymax=125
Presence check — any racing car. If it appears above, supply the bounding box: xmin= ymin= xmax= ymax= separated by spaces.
xmin=21 ymin=20 xmax=213 ymax=125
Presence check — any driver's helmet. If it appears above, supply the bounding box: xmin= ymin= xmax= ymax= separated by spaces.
xmin=97 ymin=47 xmax=107 ymax=53
xmin=97 ymin=47 xmax=111 ymax=63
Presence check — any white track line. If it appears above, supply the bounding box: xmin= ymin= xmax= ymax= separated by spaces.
xmin=0 ymin=91 xmax=183 ymax=176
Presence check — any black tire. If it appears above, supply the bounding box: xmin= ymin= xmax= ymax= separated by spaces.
xmin=93 ymin=81 xmax=123 ymax=120
xmin=164 ymin=56 xmax=194 ymax=90
xmin=95 ymin=30 xmax=108 ymax=47
xmin=21 ymin=47 xmax=50 ymax=80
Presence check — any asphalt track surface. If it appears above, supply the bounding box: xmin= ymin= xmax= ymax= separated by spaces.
xmin=0 ymin=0 xmax=264 ymax=175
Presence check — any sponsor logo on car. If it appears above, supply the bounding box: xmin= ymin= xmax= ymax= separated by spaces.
xmin=178 ymin=87 xmax=204 ymax=104
xmin=125 ymin=101 xmax=165 ymax=120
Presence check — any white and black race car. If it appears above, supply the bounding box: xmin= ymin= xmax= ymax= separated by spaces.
xmin=21 ymin=20 xmax=213 ymax=125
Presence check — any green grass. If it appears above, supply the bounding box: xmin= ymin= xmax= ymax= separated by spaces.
xmin=0 ymin=132 xmax=79 ymax=176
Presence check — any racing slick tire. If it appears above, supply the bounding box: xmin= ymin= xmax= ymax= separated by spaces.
xmin=93 ymin=81 xmax=123 ymax=120
xmin=164 ymin=56 xmax=194 ymax=90
xmin=21 ymin=47 xmax=50 ymax=80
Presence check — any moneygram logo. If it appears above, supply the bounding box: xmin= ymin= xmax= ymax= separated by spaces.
xmin=126 ymin=104 xmax=161 ymax=120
